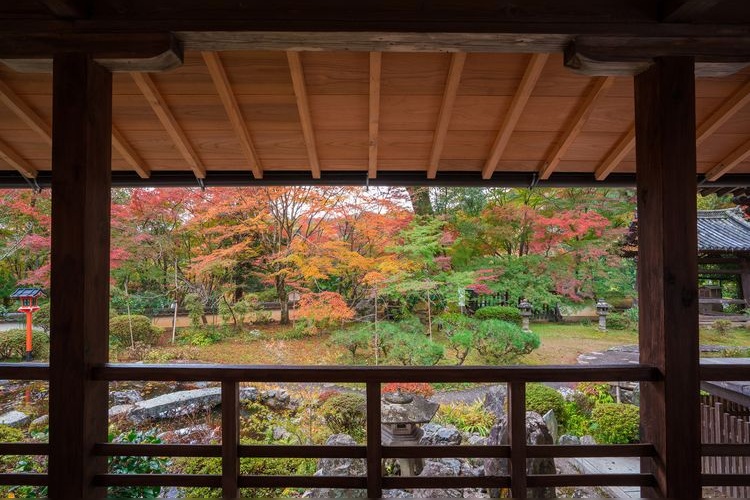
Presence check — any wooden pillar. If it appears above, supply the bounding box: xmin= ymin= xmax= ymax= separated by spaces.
xmin=48 ymin=53 xmax=112 ymax=499
xmin=636 ymin=57 xmax=700 ymax=498
xmin=739 ymin=258 xmax=750 ymax=305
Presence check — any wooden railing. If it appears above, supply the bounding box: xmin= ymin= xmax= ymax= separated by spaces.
xmin=0 ymin=362 xmax=749 ymax=497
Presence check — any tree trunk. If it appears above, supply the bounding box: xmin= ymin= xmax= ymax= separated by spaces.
xmin=276 ymin=275 xmax=290 ymax=324
xmin=406 ymin=187 xmax=433 ymax=216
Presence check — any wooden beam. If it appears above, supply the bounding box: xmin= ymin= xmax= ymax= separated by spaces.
xmin=482 ymin=53 xmax=548 ymax=180
xmin=595 ymin=128 xmax=636 ymax=180
xmin=287 ymin=51 xmax=321 ymax=179
xmin=427 ymin=52 xmax=466 ymax=179
xmin=662 ymin=0 xmax=722 ymax=22
xmin=0 ymin=138 xmax=37 ymax=178
xmin=368 ymin=52 xmax=381 ymax=179
xmin=565 ymin=37 xmax=750 ymax=77
xmin=49 ymin=52 xmax=111 ymax=499
xmin=0 ymin=79 xmax=51 ymax=144
xmin=704 ymin=137 xmax=750 ymax=182
xmin=112 ymin=127 xmax=150 ymax=179
xmin=131 ymin=72 xmax=206 ymax=179
xmin=697 ymin=79 xmax=750 ymax=145
xmin=0 ymin=33 xmax=183 ymax=73
xmin=202 ymin=51 xmax=263 ymax=179
xmin=635 ymin=56 xmax=700 ymax=499
xmin=39 ymin=0 xmax=89 ymax=19
xmin=539 ymin=76 xmax=614 ymax=180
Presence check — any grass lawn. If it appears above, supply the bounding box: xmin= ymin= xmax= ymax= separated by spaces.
xmin=136 ymin=321 xmax=750 ymax=367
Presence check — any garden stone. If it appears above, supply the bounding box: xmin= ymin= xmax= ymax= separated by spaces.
xmin=110 ymin=389 xmax=143 ymax=405
xmin=419 ymin=423 xmax=462 ymax=446
xmin=29 ymin=414 xmax=48 ymax=430
xmin=484 ymin=412 xmax=556 ymax=498
xmin=127 ymin=387 xmax=222 ymax=423
xmin=558 ymin=386 xmax=576 ymax=401
xmin=483 ymin=385 xmax=507 ymax=418
xmin=467 ymin=433 xmax=487 ymax=446
xmin=543 ymin=409 xmax=558 ymax=443
xmin=273 ymin=426 xmax=291 ymax=441
xmin=261 ymin=388 xmax=299 ymax=410
xmin=0 ymin=410 xmax=30 ymax=428
xmin=580 ymin=435 xmax=597 ymax=445
xmin=240 ymin=387 xmax=259 ymax=402
xmin=559 ymin=434 xmax=580 ymax=445
xmin=307 ymin=434 xmax=366 ymax=498
xmin=412 ymin=460 xmax=463 ymax=498
xmin=108 ymin=404 xmax=134 ymax=419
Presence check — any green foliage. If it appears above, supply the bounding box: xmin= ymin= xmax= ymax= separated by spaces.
xmin=0 ymin=329 xmax=49 ymax=360
xmin=33 ymin=301 xmax=50 ymax=334
xmin=319 ymin=393 xmax=366 ymax=442
xmin=177 ymin=455 xmax=316 ymax=498
xmin=383 ymin=331 xmax=444 ymax=366
xmin=712 ymin=319 xmax=733 ymax=337
xmin=108 ymin=430 xmax=169 ymax=498
xmin=561 ymin=401 xmax=593 ymax=437
xmin=574 ymin=382 xmax=615 ymax=416
xmin=437 ymin=313 xmax=479 ymax=365
xmin=475 ymin=319 xmax=539 ymax=364
xmin=590 ymin=403 xmax=640 ymax=444
xmin=605 ymin=312 xmax=632 ymax=330
xmin=180 ymin=326 xmax=223 ymax=346
xmin=329 ymin=324 xmax=373 ymax=362
xmin=623 ymin=306 xmax=639 ymax=325
xmin=142 ymin=345 xmax=199 ymax=362
xmin=2 ymin=456 xmax=48 ymax=498
xmin=184 ymin=293 xmax=205 ymax=329
xmin=109 ymin=315 xmax=162 ymax=347
xmin=525 ymin=383 xmax=566 ymax=423
xmin=434 ymin=400 xmax=496 ymax=436
xmin=474 ymin=305 xmax=521 ymax=323
xmin=0 ymin=424 xmax=23 ymax=443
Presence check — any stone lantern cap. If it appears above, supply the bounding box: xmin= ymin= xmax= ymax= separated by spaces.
xmin=381 ymin=391 xmax=439 ymax=425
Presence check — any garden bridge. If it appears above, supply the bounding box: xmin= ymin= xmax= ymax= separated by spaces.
xmin=0 ymin=1 xmax=749 ymax=498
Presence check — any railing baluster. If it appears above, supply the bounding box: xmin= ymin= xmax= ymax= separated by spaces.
xmin=509 ymin=381 xmax=527 ymax=499
xmin=222 ymin=380 xmax=239 ymax=498
xmin=366 ymin=381 xmax=383 ymax=498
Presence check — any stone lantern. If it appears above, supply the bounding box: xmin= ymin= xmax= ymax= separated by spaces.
xmin=381 ymin=389 xmax=439 ymax=476
xmin=518 ymin=298 xmax=533 ymax=333
xmin=596 ymin=298 xmax=611 ymax=332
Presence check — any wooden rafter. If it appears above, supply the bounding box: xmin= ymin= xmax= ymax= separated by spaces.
xmin=482 ymin=53 xmax=548 ymax=180
xmin=368 ymin=52 xmax=381 ymax=179
xmin=112 ymin=127 xmax=150 ymax=179
xmin=0 ymin=79 xmax=51 ymax=145
xmin=427 ymin=52 xmax=466 ymax=179
xmin=287 ymin=51 xmax=321 ymax=179
xmin=704 ymin=137 xmax=750 ymax=181
xmin=0 ymin=137 xmax=36 ymax=178
xmin=131 ymin=72 xmax=206 ymax=179
xmin=595 ymin=127 xmax=636 ymax=181
xmin=202 ymin=51 xmax=263 ymax=179
xmin=539 ymin=76 xmax=614 ymax=180
xmin=0 ymin=76 xmax=149 ymax=178
xmin=696 ymin=78 xmax=750 ymax=145
xmin=596 ymin=77 xmax=750 ymax=180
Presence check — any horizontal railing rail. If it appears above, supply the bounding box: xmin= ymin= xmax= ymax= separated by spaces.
xmin=2 ymin=360 xmax=750 ymax=497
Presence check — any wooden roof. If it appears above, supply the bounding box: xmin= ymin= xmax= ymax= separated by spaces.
xmin=0 ymin=1 xmax=747 ymax=187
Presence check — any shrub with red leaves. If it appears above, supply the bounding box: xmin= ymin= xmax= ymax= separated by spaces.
xmin=381 ymin=382 xmax=434 ymax=399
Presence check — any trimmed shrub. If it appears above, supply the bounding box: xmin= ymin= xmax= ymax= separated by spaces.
xmin=34 ymin=302 xmax=50 ymax=334
xmin=605 ymin=312 xmax=632 ymax=330
xmin=319 ymin=393 xmax=366 ymax=442
xmin=383 ymin=332 xmax=444 ymax=366
xmin=0 ymin=329 xmax=50 ymax=360
xmin=474 ymin=305 xmax=522 ymax=323
xmin=712 ymin=319 xmax=733 ymax=337
xmin=109 ymin=315 xmax=162 ymax=347
xmin=526 ymin=383 xmax=566 ymax=423
xmin=475 ymin=319 xmax=539 ymax=364
xmin=329 ymin=324 xmax=373 ymax=362
xmin=590 ymin=403 xmax=640 ymax=444
xmin=180 ymin=327 xmax=223 ymax=346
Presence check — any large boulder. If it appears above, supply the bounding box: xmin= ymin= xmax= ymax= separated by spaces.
xmin=412 ymin=459 xmax=487 ymax=498
xmin=110 ymin=389 xmax=143 ymax=405
xmin=0 ymin=410 xmax=30 ymax=428
xmin=483 ymin=385 xmax=507 ymax=418
xmin=306 ymin=434 xmax=366 ymax=498
xmin=484 ymin=411 xmax=556 ymax=498
xmin=419 ymin=423 xmax=462 ymax=446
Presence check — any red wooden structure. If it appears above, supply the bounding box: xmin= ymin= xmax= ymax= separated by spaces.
xmin=9 ymin=287 xmax=43 ymax=361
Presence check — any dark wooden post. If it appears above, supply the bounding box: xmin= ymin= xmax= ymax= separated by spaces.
xmin=48 ymin=53 xmax=112 ymax=499
xmin=635 ymin=56 xmax=700 ymax=498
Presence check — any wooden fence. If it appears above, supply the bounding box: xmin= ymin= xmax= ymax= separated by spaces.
xmin=702 ymin=394 xmax=750 ymax=497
